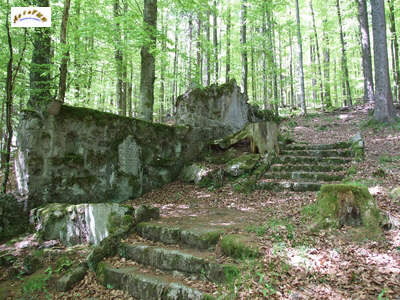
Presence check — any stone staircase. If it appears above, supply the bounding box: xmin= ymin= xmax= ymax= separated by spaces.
xmin=97 ymin=209 xmax=255 ymax=300
xmin=256 ymin=141 xmax=355 ymax=192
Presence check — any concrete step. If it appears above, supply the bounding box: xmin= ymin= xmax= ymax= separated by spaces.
xmin=280 ymin=149 xmax=353 ymax=158
xmin=282 ymin=141 xmax=352 ymax=150
xmin=256 ymin=180 xmax=322 ymax=192
xmin=98 ymin=263 xmax=209 ymax=300
xmin=118 ymin=243 xmax=229 ymax=283
xmin=270 ymin=164 xmax=345 ymax=173
xmin=275 ymin=156 xmax=351 ymax=165
xmin=263 ymin=172 xmax=344 ymax=182
xmin=136 ymin=222 xmax=224 ymax=250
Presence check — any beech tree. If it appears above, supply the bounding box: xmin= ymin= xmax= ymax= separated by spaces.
xmin=370 ymin=0 xmax=396 ymax=123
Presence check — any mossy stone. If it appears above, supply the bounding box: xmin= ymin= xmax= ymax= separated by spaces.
xmin=220 ymin=234 xmax=259 ymax=259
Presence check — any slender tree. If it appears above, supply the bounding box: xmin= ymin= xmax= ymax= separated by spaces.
xmin=138 ymin=0 xmax=157 ymax=122
xmin=213 ymin=0 xmax=218 ymax=83
xmin=356 ymin=0 xmax=374 ymax=103
xmin=370 ymin=0 xmax=396 ymax=122
xmin=310 ymin=0 xmax=325 ymax=107
xmin=28 ymin=0 xmax=52 ymax=111
xmin=57 ymin=0 xmax=71 ymax=103
xmin=114 ymin=0 xmax=125 ymax=115
xmin=323 ymin=18 xmax=331 ymax=106
xmin=388 ymin=0 xmax=399 ymax=103
xmin=225 ymin=0 xmax=231 ymax=82
xmin=336 ymin=0 xmax=352 ymax=106
xmin=295 ymin=0 xmax=306 ymax=114
xmin=240 ymin=0 xmax=248 ymax=96
xmin=206 ymin=9 xmax=211 ymax=86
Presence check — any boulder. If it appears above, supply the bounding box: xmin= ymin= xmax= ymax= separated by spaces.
xmin=224 ymin=154 xmax=260 ymax=177
xmin=213 ymin=121 xmax=280 ymax=155
xmin=180 ymin=163 xmax=224 ymax=189
xmin=311 ymin=184 xmax=388 ymax=239
xmin=134 ymin=205 xmax=160 ymax=224
xmin=176 ymin=80 xmax=249 ymax=139
xmin=30 ymin=203 xmax=133 ymax=246
xmin=56 ymin=263 xmax=88 ymax=292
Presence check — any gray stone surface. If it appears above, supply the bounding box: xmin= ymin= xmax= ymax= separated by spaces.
xmin=15 ymin=106 xmax=209 ymax=205
xmin=224 ymin=154 xmax=260 ymax=177
xmin=56 ymin=263 xmax=88 ymax=292
xmin=30 ymin=203 xmax=132 ymax=245
xmin=134 ymin=205 xmax=160 ymax=223
xmin=176 ymin=80 xmax=250 ymax=139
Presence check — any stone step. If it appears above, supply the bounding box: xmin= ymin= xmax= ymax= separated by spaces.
xmin=118 ymin=243 xmax=229 ymax=283
xmin=275 ymin=156 xmax=351 ymax=165
xmin=282 ymin=141 xmax=351 ymax=150
xmin=98 ymin=263 xmax=209 ymax=300
xmin=136 ymin=222 xmax=224 ymax=250
xmin=263 ymin=172 xmax=344 ymax=182
xmin=270 ymin=164 xmax=345 ymax=172
xmin=279 ymin=149 xmax=353 ymax=158
xmin=256 ymin=180 xmax=322 ymax=192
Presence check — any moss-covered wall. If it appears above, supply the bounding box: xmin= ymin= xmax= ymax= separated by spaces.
xmin=15 ymin=105 xmax=209 ymax=207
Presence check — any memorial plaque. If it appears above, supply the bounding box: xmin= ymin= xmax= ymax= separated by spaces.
xmin=118 ymin=135 xmax=141 ymax=176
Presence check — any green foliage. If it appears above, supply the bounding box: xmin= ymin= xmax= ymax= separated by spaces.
xmin=220 ymin=234 xmax=259 ymax=259
xmin=22 ymin=267 xmax=52 ymax=298
xmin=361 ymin=117 xmax=400 ymax=132
xmin=55 ymin=256 xmax=73 ymax=274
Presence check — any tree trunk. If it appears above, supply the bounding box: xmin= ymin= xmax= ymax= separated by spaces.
xmin=250 ymin=28 xmax=256 ymax=103
xmin=295 ymin=0 xmax=306 ymax=114
xmin=114 ymin=0 xmax=125 ymax=115
xmin=310 ymin=0 xmax=325 ymax=107
xmin=371 ymin=0 xmax=396 ymax=123
xmin=310 ymin=42 xmax=317 ymax=104
xmin=356 ymin=0 xmax=374 ymax=103
xmin=172 ymin=19 xmax=178 ymax=113
xmin=213 ymin=0 xmax=218 ymax=83
xmin=197 ymin=14 xmax=202 ymax=85
xmin=57 ymin=0 xmax=71 ymax=103
xmin=388 ymin=0 xmax=399 ymax=103
xmin=323 ymin=19 xmax=331 ymax=106
xmin=336 ymin=0 xmax=352 ymax=106
xmin=226 ymin=0 xmax=231 ymax=82
xmin=138 ymin=0 xmax=157 ymax=122
xmin=73 ymin=0 xmax=81 ymax=100
xmin=289 ymin=27 xmax=295 ymax=107
xmin=188 ymin=14 xmax=193 ymax=86
xmin=241 ymin=0 xmax=248 ymax=96
xmin=160 ymin=11 xmax=166 ymax=122
xmin=206 ymin=10 xmax=211 ymax=86
xmin=28 ymin=0 xmax=52 ymax=111
xmin=262 ymin=8 xmax=268 ymax=109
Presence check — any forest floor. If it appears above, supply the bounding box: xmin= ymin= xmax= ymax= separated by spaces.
xmin=1 ymin=104 xmax=400 ymax=299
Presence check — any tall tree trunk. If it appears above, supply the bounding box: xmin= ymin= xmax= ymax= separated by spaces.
xmin=388 ymin=0 xmax=399 ymax=103
xmin=267 ymin=3 xmax=278 ymax=113
xmin=295 ymin=0 xmax=306 ymax=114
xmin=262 ymin=8 xmax=268 ymax=109
xmin=172 ymin=19 xmax=178 ymax=113
xmin=28 ymin=0 xmax=52 ymax=111
xmin=188 ymin=14 xmax=193 ymax=86
xmin=250 ymin=28 xmax=256 ymax=103
xmin=197 ymin=14 xmax=202 ymax=85
xmin=160 ymin=11 xmax=166 ymax=121
xmin=371 ymin=0 xmax=396 ymax=122
xmin=226 ymin=0 xmax=231 ymax=82
xmin=213 ymin=0 xmax=218 ymax=83
xmin=206 ymin=10 xmax=211 ymax=86
xmin=323 ymin=19 xmax=331 ymax=106
xmin=114 ymin=0 xmax=124 ymax=115
xmin=73 ymin=0 xmax=81 ymax=100
xmin=336 ymin=0 xmax=352 ymax=106
xmin=310 ymin=42 xmax=317 ymax=104
xmin=289 ymin=27 xmax=295 ymax=107
xmin=128 ymin=62 xmax=133 ymax=117
xmin=278 ymin=28 xmax=284 ymax=107
xmin=356 ymin=0 xmax=374 ymax=103
xmin=310 ymin=0 xmax=325 ymax=107
xmin=139 ymin=0 xmax=157 ymax=122
xmin=57 ymin=0 xmax=71 ymax=103
xmin=333 ymin=58 xmax=339 ymax=106
xmin=241 ymin=0 xmax=248 ymax=96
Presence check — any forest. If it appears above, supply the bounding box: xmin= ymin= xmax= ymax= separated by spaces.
xmin=0 ymin=0 xmax=400 ymax=299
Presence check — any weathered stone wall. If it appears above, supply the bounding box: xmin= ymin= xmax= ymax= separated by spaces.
xmin=15 ymin=105 xmax=209 ymax=207
xmin=175 ymin=80 xmax=249 ymax=139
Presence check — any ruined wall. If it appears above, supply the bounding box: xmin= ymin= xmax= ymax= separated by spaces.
xmin=175 ymin=79 xmax=249 ymax=139
xmin=15 ymin=105 xmax=209 ymax=206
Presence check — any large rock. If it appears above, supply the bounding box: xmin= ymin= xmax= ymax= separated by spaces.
xmin=311 ymin=184 xmax=388 ymax=239
xmin=224 ymin=154 xmax=260 ymax=177
xmin=176 ymin=80 xmax=249 ymax=139
xmin=30 ymin=203 xmax=133 ymax=245
xmin=15 ymin=105 xmax=209 ymax=206
xmin=180 ymin=163 xmax=224 ymax=188
xmin=0 ymin=194 xmax=29 ymax=242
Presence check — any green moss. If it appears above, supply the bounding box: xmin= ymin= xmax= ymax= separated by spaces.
xmin=96 ymin=261 xmax=106 ymax=284
xmin=313 ymin=183 xmax=385 ymax=239
xmin=107 ymin=212 xmax=134 ymax=235
xmin=220 ymin=234 xmax=259 ymax=259
xmin=223 ymin=265 xmax=240 ymax=283
xmin=253 ymin=108 xmax=281 ymax=123
xmin=200 ymin=230 xmax=223 ymax=245
xmin=232 ymin=176 xmax=257 ymax=194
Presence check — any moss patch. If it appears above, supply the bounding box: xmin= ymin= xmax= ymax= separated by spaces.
xmin=220 ymin=234 xmax=259 ymax=259
xmin=311 ymin=183 xmax=386 ymax=240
